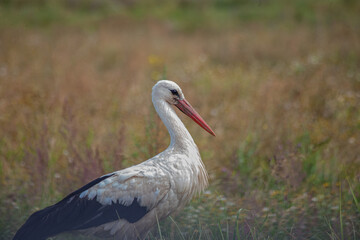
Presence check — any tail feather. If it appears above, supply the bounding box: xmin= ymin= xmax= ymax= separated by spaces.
xmin=12 ymin=173 xmax=150 ymax=240
xmin=13 ymin=204 xmax=62 ymax=240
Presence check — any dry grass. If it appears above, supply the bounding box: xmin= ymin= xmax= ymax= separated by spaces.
xmin=0 ymin=1 xmax=359 ymax=239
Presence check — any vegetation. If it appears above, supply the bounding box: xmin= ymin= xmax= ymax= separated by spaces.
xmin=0 ymin=0 xmax=359 ymax=239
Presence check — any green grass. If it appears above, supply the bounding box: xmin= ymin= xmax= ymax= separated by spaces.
xmin=1 ymin=0 xmax=359 ymax=29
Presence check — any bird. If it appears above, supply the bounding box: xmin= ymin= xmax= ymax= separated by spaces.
xmin=13 ymin=80 xmax=215 ymax=240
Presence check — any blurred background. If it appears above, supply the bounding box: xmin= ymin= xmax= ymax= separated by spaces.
xmin=0 ymin=0 xmax=359 ymax=239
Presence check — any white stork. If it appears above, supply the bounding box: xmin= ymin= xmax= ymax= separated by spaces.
xmin=13 ymin=80 xmax=215 ymax=240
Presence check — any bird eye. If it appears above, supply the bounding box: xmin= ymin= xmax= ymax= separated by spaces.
xmin=170 ymin=89 xmax=179 ymax=96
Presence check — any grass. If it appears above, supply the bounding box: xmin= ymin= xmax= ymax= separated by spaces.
xmin=0 ymin=0 xmax=360 ymax=239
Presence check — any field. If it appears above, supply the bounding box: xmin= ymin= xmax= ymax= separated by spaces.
xmin=0 ymin=0 xmax=359 ymax=239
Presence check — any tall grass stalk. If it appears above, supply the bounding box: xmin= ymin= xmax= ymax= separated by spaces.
xmin=197 ymin=220 xmax=203 ymax=240
xmin=217 ymin=221 xmax=225 ymax=240
xmin=232 ymin=209 xmax=241 ymax=240
xmin=168 ymin=216 xmax=185 ymax=240
xmin=155 ymin=213 xmax=163 ymax=240
xmin=339 ymin=183 xmax=344 ymax=240
xmin=347 ymin=178 xmax=360 ymax=213
xmin=324 ymin=217 xmax=340 ymax=240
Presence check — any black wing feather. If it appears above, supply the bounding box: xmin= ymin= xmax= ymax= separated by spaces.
xmin=13 ymin=173 xmax=149 ymax=240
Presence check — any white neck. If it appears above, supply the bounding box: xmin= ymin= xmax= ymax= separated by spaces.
xmin=152 ymin=99 xmax=197 ymax=151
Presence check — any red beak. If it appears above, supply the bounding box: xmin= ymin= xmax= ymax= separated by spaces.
xmin=175 ymin=99 xmax=216 ymax=136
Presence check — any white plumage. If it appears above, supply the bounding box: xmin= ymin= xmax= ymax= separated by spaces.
xmin=13 ymin=80 xmax=215 ymax=240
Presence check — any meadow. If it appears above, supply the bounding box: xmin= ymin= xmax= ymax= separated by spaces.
xmin=0 ymin=0 xmax=359 ymax=239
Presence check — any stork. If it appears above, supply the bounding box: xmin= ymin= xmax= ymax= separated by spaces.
xmin=13 ymin=80 xmax=215 ymax=240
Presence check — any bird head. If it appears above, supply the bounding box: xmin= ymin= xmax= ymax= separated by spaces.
xmin=152 ymin=80 xmax=215 ymax=136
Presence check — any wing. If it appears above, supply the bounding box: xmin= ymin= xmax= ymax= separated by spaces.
xmin=13 ymin=166 xmax=170 ymax=240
